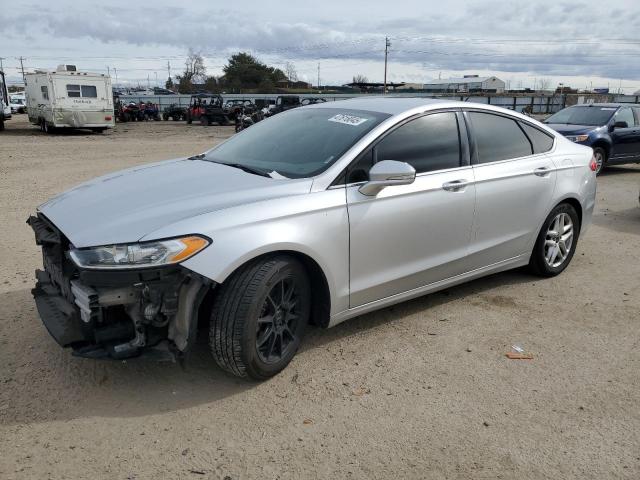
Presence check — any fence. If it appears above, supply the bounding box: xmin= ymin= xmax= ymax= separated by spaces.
xmin=117 ymin=93 xmax=639 ymax=115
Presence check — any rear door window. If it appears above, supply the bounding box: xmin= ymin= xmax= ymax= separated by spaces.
xmin=518 ymin=122 xmax=555 ymax=154
xmin=468 ymin=112 xmax=532 ymax=163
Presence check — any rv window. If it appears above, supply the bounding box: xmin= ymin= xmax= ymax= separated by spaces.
xmin=67 ymin=84 xmax=81 ymax=97
xmin=67 ymin=84 xmax=98 ymax=98
xmin=81 ymin=85 xmax=97 ymax=98
xmin=41 ymin=86 xmax=49 ymax=101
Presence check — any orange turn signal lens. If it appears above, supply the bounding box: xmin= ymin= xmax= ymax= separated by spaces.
xmin=168 ymin=236 xmax=210 ymax=263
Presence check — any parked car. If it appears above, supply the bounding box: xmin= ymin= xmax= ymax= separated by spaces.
xmin=544 ymin=103 xmax=640 ymax=174
xmin=10 ymin=94 xmax=27 ymax=114
xmin=28 ymin=98 xmax=596 ymax=379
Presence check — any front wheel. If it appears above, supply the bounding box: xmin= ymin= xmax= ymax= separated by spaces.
xmin=209 ymin=256 xmax=311 ymax=380
xmin=200 ymin=115 xmax=210 ymax=126
xmin=529 ymin=203 xmax=580 ymax=277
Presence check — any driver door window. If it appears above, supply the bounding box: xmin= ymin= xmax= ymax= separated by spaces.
xmin=344 ymin=112 xmax=461 ymax=184
xmin=614 ymin=108 xmax=635 ymax=127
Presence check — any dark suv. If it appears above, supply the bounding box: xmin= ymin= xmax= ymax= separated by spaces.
xmin=545 ymin=103 xmax=640 ymax=174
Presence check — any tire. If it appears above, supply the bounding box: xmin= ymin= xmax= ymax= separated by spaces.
xmin=200 ymin=115 xmax=210 ymax=126
xmin=529 ymin=203 xmax=580 ymax=277
xmin=92 ymin=128 xmax=106 ymax=134
xmin=186 ymin=113 xmax=192 ymax=124
xmin=43 ymin=121 xmax=52 ymax=134
xmin=592 ymin=147 xmax=606 ymax=175
xmin=0 ymin=117 xmax=4 ymax=131
xmin=209 ymin=255 xmax=311 ymax=380
xmin=163 ymin=114 xmax=169 ymax=121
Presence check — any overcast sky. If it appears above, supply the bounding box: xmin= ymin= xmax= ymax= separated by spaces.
xmin=2 ymin=0 xmax=640 ymax=92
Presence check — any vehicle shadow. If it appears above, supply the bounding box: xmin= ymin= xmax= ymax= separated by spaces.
xmin=599 ymin=165 xmax=640 ymax=176
xmin=591 ymin=206 xmax=640 ymax=235
xmin=0 ymin=269 xmax=535 ymax=426
xmin=301 ymin=269 xmax=536 ymax=352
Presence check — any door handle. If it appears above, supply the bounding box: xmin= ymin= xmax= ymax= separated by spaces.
xmin=442 ymin=179 xmax=469 ymax=191
xmin=533 ymin=167 xmax=551 ymax=177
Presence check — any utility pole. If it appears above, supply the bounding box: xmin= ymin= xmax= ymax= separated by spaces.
xmin=317 ymin=63 xmax=321 ymax=91
xmin=17 ymin=56 xmax=26 ymax=83
xmin=0 ymin=57 xmax=5 ymax=72
xmin=383 ymin=37 xmax=391 ymax=94
xmin=107 ymin=66 xmax=110 ymax=77
xmin=167 ymin=61 xmax=171 ymax=84
xmin=114 ymin=67 xmax=118 ymax=88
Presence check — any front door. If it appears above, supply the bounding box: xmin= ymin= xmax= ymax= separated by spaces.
xmin=610 ymin=107 xmax=640 ymax=161
xmin=347 ymin=111 xmax=476 ymax=307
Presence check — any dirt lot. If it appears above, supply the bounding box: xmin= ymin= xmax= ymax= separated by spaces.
xmin=1 ymin=114 xmax=639 ymax=480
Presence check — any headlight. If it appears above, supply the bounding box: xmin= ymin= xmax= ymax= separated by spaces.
xmin=69 ymin=235 xmax=210 ymax=269
xmin=566 ymin=135 xmax=589 ymax=143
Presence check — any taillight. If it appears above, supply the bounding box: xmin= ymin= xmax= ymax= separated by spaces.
xmin=589 ymin=155 xmax=597 ymax=172
xmin=105 ymin=115 xmax=112 ymax=121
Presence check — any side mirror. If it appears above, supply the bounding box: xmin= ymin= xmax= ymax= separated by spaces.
xmin=613 ymin=121 xmax=628 ymax=129
xmin=358 ymin=160 xmax=416 ymax=196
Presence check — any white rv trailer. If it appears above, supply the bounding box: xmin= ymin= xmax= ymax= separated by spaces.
xmin=0 ymin=70 xmax=11 ymax=131
xmin=25 ymin=65 xmax=114 ymax=133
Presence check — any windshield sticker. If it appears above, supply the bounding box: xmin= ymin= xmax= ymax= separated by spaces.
xmin=600 ymin=108 xmax=617 ymax=111
xmin=328 ymin=114 xmax=368 ymax=126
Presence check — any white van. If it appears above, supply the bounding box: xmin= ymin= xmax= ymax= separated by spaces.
xmin=0 ymin=70 xmax=10 ymax=131
xmin=25 ymin=65 xmax=114 ymax=133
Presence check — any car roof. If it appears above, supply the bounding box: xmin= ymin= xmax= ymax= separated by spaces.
xmin=308 ymin=96 xmax=455 ymax=115
xmin=568 ymin=103 xmax=636 ymax=108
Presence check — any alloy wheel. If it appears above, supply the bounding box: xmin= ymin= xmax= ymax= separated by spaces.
xmin=594 ymin=150 xmax=604 ymax=174
xmin=255 ymin=278 xmax=301 ymax=364
xmin=544 ymin=212 xmax=574 ymax=268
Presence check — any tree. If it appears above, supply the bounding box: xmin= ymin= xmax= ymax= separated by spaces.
xmin=165 ymin=77 xmax=175 ymax=90
xmin=175 ymin=50 xmax=206 ymax=93
xmin=222 ymin=52 xmax=287 ymax=91
xmin=285 ymin=62 xmax=298 ymax=83
xmin=538 ymin=78 xmax=551 ymax=91
xmin=352 ymin=74 xmax=368 ymax=84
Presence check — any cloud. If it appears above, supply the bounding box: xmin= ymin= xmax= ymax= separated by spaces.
xmin=2 ymin=0 xmax=640 ymax=86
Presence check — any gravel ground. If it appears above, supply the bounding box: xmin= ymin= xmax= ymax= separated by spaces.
xmin=1 ymin=114 xmax=639 ymax=480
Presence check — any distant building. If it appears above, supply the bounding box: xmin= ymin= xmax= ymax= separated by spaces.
xmin=423 ymin=75 xmax=505 ymax=93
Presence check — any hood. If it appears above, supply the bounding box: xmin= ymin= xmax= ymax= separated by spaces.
xmin=39 ymin=158 xmax=312 ymax=247
xmin=545 ymin=123 xmax=599 ymax=136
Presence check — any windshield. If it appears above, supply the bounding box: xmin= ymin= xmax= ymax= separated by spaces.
xmin=545 ymin=106 xmax=617 ymax=126
xmin=204 ymin=107 xmax=390 ymax=178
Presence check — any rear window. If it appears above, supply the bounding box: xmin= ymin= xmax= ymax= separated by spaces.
xmin=519 ymin=122 xmax=554 ymax=154
xmin=468 ymin=112 xmax=532 ymax=163
xmin=67 ymin=84 xmax=98 ymax=98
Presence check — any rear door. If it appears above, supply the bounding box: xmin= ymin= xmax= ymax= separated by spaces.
xmin=464 ymin=110 xmax=557 ymax=268
xmin=610 ymin=107 xmax=640 ymax=161
xmin=346 ymin=110 xmax=476 ymax=307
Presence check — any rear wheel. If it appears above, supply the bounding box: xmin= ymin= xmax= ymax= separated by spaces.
xmin=162 ymin=113 xmax=169 ymax=121
xmin=186 ymin=113 xmax=192 ymax=124
xmin=529 ymin=203 xmax=580 ymax=277
xmin=593 ymin=147 xmax=606 ymax=175
xmin=209 ymin=255 xmax=311 ymax=380
xmin=200 ymin=115 xmax=210 ymax=126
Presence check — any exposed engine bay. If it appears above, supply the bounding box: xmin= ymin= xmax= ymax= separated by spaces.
xmin=28 ymin=213 xmax=211 ymax=360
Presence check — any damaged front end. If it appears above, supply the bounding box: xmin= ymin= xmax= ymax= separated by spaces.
xmin=28 ymin=213 xmax=212 ymax=360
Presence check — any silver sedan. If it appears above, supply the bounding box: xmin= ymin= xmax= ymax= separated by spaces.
xmin=29 ymin=97 xmax=597 ymax=379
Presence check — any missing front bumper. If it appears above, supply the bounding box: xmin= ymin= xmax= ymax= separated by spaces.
xmin=28 ymin=213 xmax=212 ymax=360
